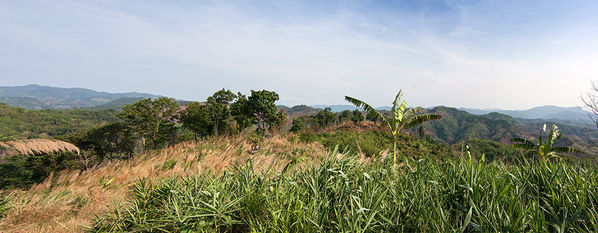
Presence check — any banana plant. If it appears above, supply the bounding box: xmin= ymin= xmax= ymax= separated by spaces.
xmin=345 ymin=90 xmax=442 ymax=167
xmin=511 ymin=124 xmax=583 ymax=161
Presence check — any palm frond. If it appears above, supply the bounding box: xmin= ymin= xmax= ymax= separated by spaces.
xmin=395 ymin=101 xmax=407 ymax=122
xmin=551 ymin=146 xmax=584 ymax=154
xmin=511 ymin=138 xmax=537 ymax=150
xmin=391 ymin=90 xmax=404 ymax=122
xmin=403 ymin=107 xmax=423 ymax=120
xmin=403 ymin=114 xmax=443 ymax=129
xmin=345 ymin=96 xmax=390 ymax=128
xmin=392 ymin=90 xmax=404 ymax=111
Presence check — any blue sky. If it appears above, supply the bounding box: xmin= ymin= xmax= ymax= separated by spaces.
xmin=1 ymin=0 xmax=598 ymax=109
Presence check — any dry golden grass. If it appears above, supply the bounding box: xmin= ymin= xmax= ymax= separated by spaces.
xmin=0 ymin=135 xmax=328 ymax=233
xmin=0 ymin=139 xmax=80 ymax=157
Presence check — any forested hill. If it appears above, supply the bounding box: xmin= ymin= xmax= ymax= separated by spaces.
xmin=0 ymin=84 xmax=159 ymax=109
xmin=422 ymin=106 xmax=597 ymax=147
xmin=459 ymin=105 xmax=592 ymax=125
xmin=0 ymin=103 xmax=118 ymax=139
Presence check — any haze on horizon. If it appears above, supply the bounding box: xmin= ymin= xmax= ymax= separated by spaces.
xmin=1 ymin=0 xmax=598 ymax=110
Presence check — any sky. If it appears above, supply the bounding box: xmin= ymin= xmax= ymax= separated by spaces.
xmin=1 ymin=0 xmax=598 ymax=109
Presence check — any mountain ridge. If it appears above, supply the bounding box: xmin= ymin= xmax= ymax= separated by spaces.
xmin=0 ymin=84 xmax=160 ymax=109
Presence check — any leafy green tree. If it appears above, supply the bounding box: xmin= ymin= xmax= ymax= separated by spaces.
xmin=346 ymin=90 xmax=442 ymax=166
xmin=242 ymin=90 xmax=283 ymax=133
xmin=351 ymin=109 xmax=364 ymax=123
xmin=290 ymin=117 xmax=307 ymax=133
xmin=76 ymin=122 xmax=136 ymax=160
xmin=180 ymin=102 xmax=212 ymax=140
xmin=366 ymin=109 xmax=380 ymax=122
xmin=511 ymin=124 xmax=583 ymax=161
xmin=61 ymin=122 xmax=136 ymax=165
xmin=119 ymin=97 xmax=179 ymax=149
xmin=230 ymin=92 xmax=253 ymax=131
xmin=311 ymin=107 xmax=336 ymax=128
xmin=271 ymin=111 xmax=288 ymax=134
xmin=338 ymin=110 xmax=352 ymax=122
xmin=206 ymin=89 xmax=236 ymax=137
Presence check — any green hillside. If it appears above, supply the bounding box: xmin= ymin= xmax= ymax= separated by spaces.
xmin=86 ymin=97 xmax=147 ymax=111
xmin=0 ymin=103 xmax=118 ymax=139
xmin=421 ymin=107 xmax=597 ymax=150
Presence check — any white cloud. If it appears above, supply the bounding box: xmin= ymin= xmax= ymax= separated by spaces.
xmin=1 ymin=0 xmax=597 ymax=109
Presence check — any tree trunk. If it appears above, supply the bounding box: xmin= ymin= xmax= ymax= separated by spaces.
xmin=152 ymin=133 xmax=158 ymax=149
xmin=393 ymin=134 xmax=397 ymax=168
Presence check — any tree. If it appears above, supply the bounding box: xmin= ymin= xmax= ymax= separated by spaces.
xmin=366 ymin=109 xmax=380 ymax=122
xmin=207 ymin=89 xmax=236 ymax=137
xmin=119 ymin=97 xmax=179 ymax=149
xmin=582 ymin=81 xmax=598 ymax=129
xmin=180 ymin=102 xmax=212 ymax=140
xmin=345 ymin=90 xmax=443 ymax=167
xmin=311 ymin=107 xmax=336 ymax=128
xmin=351 ymin=109 xmax=364 ymax=123
xmin=290 ymin=117 xmax=306 ymax=133
xmin=339 ymin=110 xmax=352 ymax=122
xmin=511 ymin=124 xmax=583 ymax=161
xmin=230 ymin=92 xmax=252 ymax=131
xmin=245 ymin=90 xmax=283 ymax=134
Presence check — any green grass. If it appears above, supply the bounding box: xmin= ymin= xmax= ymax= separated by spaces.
xmin=92 ymin=149 xmax=598 ymax=232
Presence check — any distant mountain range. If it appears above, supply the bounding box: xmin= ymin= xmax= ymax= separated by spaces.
xmin=0 ymin=84 xmax=160 ymax=109
xmin=458 ymin=105 xmax=594 ymax=127
xmin=459 ymin=105 xmax=590 ymax=120
xmin=1 ymin=85 xmax=594 ymax=127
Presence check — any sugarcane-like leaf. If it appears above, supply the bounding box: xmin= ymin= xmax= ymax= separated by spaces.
xmin=403 ymin=107 xmax=423 ymax=120
xmin=511 ymin=137 xmax=537 ymax=150
xmin=345 ymin=96 xmax=390 ymax=129
xmin=551 ymin=146 xmax=584 ymax=154
xmin=403 ymin=114 xmax=443 ymax=129
xmin=391 ymin=90 xmax=404 ymax=116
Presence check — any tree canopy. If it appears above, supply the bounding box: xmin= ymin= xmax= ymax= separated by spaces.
xmin=119 ymin=97 xmax=179 ymax=149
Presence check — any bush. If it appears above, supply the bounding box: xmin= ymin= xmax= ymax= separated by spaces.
xmin=0 ymin=152 xmax=82 ymax=190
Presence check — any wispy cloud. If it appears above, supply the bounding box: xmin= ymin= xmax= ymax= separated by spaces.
xmin=1 ymin=0 xmax=597 ymax=109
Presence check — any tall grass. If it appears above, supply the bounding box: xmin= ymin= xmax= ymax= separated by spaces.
xmin=0 ymin=135 xmax=327 ymax=232
xmin=92 ymin=151 xmax=598 ymax=232
xmin=0 ymin=139 xmax=80 ymax=157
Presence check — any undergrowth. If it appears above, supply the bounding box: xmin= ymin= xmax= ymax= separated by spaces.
xmin=92 ymin=151 xmax=598 ymax=232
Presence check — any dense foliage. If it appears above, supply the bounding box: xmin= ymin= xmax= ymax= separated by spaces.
xmin=0 ymin=152 xmax=82 ymax=189
xmin=299 ymin=129 xmax=451 ymax=159
xmin=93 ymin=154 xmax=598 ymax=232
xmin=119 ymin=97 xmax=180 ymax=149
xmin=0 ymin=103 xmax=118 ymax=139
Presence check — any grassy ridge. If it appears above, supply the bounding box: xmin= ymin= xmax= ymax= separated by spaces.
xmin=92 ymin=152 xmax=598 ymax=232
